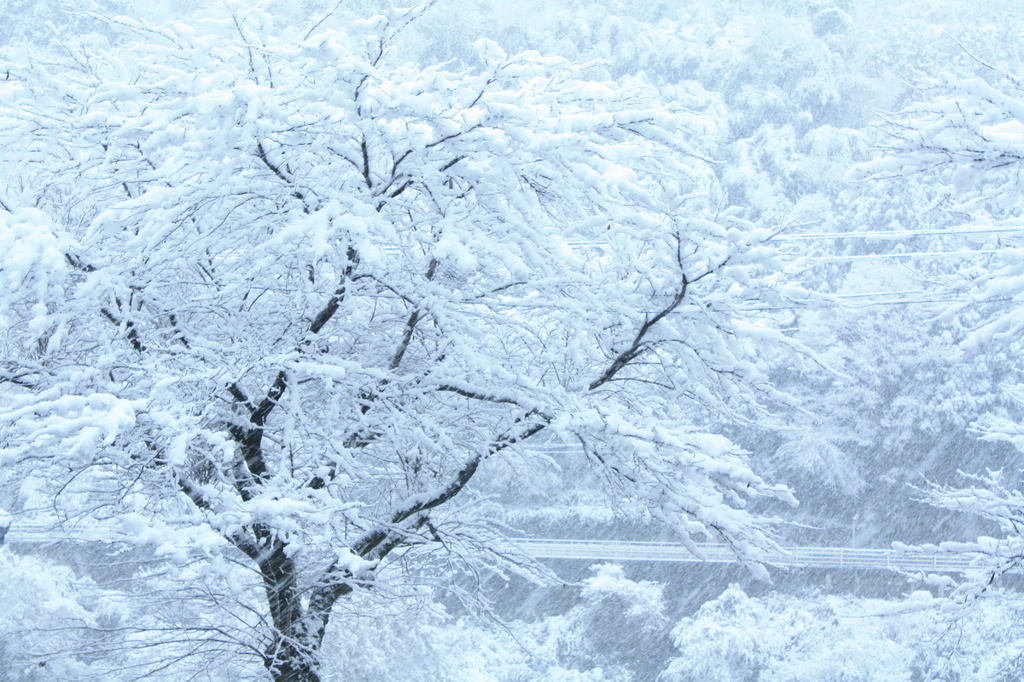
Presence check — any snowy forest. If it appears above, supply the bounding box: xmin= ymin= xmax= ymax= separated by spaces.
xmin=3 ymin=0 xmax=1024 ymax=679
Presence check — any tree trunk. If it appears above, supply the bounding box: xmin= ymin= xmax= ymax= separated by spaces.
xmin=269 ymin=655 xmax=322 ymax=682
xmin=259 ymin=534 xmax=323 ymax=682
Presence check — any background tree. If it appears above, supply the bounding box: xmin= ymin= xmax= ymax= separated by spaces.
xmin=660 ymin=582 xmax=1024 ymax=681
xmin=396 ymin=0 xmax=1024 ymax=552
xmin=0 ymin=4 xmax=813 ymax=680
xmin=846 ymin=60 xmax=1024 ymax=647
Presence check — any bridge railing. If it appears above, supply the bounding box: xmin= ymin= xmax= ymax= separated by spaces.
xmin=512 ymin=538 xmax=977 ymax=573
xmin=0 ymin=522 xmax=979 ymax=573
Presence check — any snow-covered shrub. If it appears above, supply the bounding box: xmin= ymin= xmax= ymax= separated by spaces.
xmin=0 ymin=549 xmax=126 ymax=680
xmin=660 ymin=585 xmax=1024 ymax=682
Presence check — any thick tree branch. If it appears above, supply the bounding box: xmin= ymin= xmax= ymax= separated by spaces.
xmin=178 ymin=477 xmax=261 ymax=561
xmin=306 ymin=269 xmax=694 ymax=599
xmin=305 ymin=414 xmax=550 ymax=628
xmin=227 ymin=252 xmax=361 ymax=498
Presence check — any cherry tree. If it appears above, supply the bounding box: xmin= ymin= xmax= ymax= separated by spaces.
xmin=0 ymin=5 xmax=811 ymax=680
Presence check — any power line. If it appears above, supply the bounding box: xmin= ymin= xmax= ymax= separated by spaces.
xmin=804 ymin=250 xmax=1002 ymax=263
xmin=839 ymin=298 xmax=960 ymax=308
xmin=565 ymin=226 xmax=1024 ymax=250
xmin=743 ymin=295 xmax=961 ymax=311
xmin=772 ymin=226 xmax=1024 ymax=241
xmin=838 ymin=290 xmax=939 ymax=298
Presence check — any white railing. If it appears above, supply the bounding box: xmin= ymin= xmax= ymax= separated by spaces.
xmin=513 ymin=538 xmax=976 ymax=573
xmin=2 ymin=521 xmax=117 ymax=543
xmin=0 ymin=522 xmax=978 ymax=573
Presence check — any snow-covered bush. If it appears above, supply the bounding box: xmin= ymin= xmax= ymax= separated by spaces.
xmin=515 ymin=564 xmax=670 ymax=679
xmin=660 ymin=585 xmax=1024 ymax=682
xmin=0 ymin=549 xmax=125 ymax=680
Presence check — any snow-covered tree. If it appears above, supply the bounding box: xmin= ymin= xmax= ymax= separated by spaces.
xmin=846 ymin=69 xmax=1024 ymax=351
xmin=660 ymin=583 xmax=1024 ymax=682
xmin=0 ymin=5 xmax=814 ymax=680
xmin=848 ymin=66 xmax=1024 ymax=640
xmin=0 ymin=549 xmax=123 ymax=680
xmin=516 ymin=563 xmax=671 ymax=678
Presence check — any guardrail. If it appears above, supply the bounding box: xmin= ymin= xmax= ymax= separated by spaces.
xmin=1 ymin=521 xmax=117 ymax=544
xmin=514 ymin=539 xmax=976 ymax=572
xmin=0 ymin=523 xmax=978 ymax=573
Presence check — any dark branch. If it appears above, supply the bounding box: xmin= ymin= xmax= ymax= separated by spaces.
xmin=435 ymin=385 xmax=521 ymax=405
xmin=100 ymin=301 xmax=145 ymax=353
xmin=389 ymin=259 xmax=437 ymax=370
xmin=589 ymin=275 xmax=688 ymax=391
xmin=65 ymin=253 xmax=96 ymax=272
xmin=251 ymin=372 xmax=288 ymax=427
xmin=306 ymin=413 xmax=550 ymax=625
xmin=256 ymin=140 xmax=307 ymax=207
xmin=227 ymin=250 xmax=362 ymax=496
xmin=167 ymin=313 xmax=190 ymax=348
xmin=355 ymin=414 xmax=549 ymax=561
xmin=227 ymin=382 xmax=256 ymax=413
xmin=439 ymin=155 xmax=464 ymax=171
xmin=310 ymin=249 xmax=361 ymax=335
xmin=361 ymin=138 xmax=372 ymax=188
xmin=178 ymin=477 xmax=260 ymax=561
xmin=256 ymin=141 xmax=290 ymax=184
xmin=389 ymin=179 xmax=412 ymax=199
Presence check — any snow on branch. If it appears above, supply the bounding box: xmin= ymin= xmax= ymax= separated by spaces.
xmin=0 ymin=7 xmax=817 ymax=677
